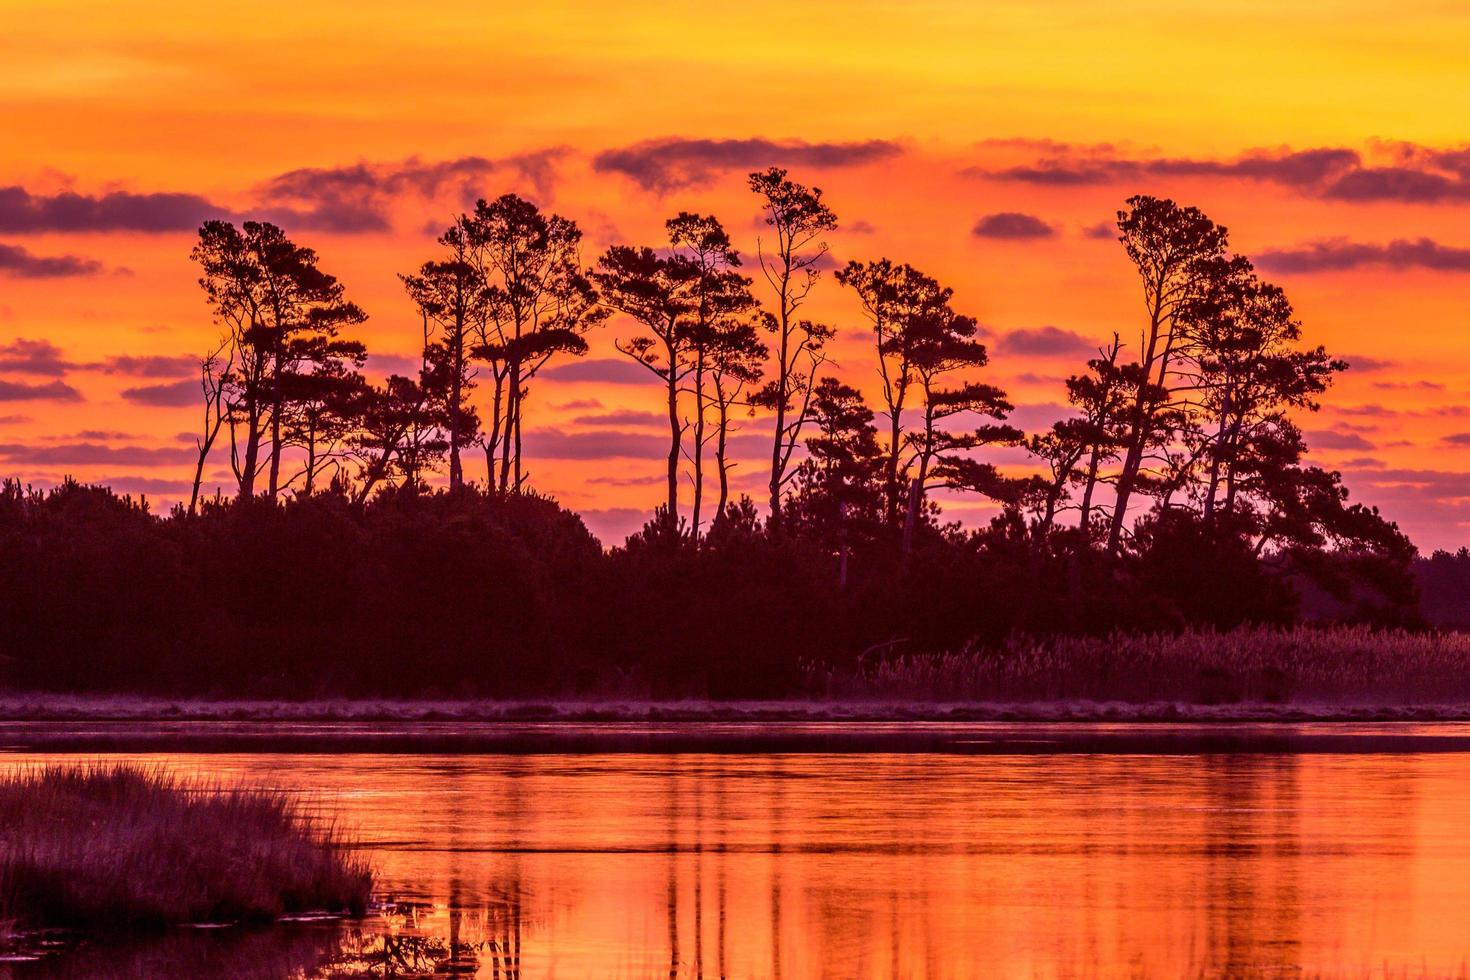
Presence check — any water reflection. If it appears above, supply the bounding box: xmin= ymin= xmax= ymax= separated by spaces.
xmin=6 ymin=745 xmax=1470 ymax=977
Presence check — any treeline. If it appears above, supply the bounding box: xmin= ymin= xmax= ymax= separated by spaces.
xmin=0 ymin=479 xmax=1421 ymax=698
xmin=0 ymin=172 xmax=1435 ymax=696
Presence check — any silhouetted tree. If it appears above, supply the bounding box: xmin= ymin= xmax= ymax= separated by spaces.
xmin=593 ymin=244 xmax=695 ymax=532
xmin=787 ymin=378 xmax=884 ymax=586
xmin=748 ymin=168 xmax=837 ymax=530
xmin=1105 ymin=197 xmax=1229 ymax=552
xmin=281 ymin=360 xmax=367 ymax=495
xmin=188 ymin=339 xmax=233 ymax=515
xmin=401 ymin=225 xmax=488 ymax=490
xmin=463 ymin=195 xmax=605 ymax=492
xmin=191 ymin=221 xmax=366 ymax=501
xmin=898 ymin=305 xmax=1019 ymax=556
xmin=667 ymin=212 xmax=758 ymax=537
xmin=707 ymin=319 xmax=766 ymax=518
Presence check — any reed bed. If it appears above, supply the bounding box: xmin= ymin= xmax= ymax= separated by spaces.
xmin=811 ymin=626 xmax=1470 ymax=705
xmin=0 ymin=765 xmax=371 ymax=934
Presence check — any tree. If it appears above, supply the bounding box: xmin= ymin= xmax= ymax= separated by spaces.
xmin=838 ymin=260 xmax=1010 ymax=534
xmin=786 ymin=377 xmax=884 ymax=586
xmin=593 ymin=244 xmax=695 ymax=533
xmin=280 ymin=360 xmax=367 ymax=495
xmin=667 ymin=212 xmax=758 ymax=538
xmin=188 ymin=338 xmax=234 ymax=515
xmin=1066 ymin=335 xmax=1131 ymax=533
xmin=463 ymin=195 xmax=606 ymax=492
xmin=748 ymin=168 xmax=837 ymax=530
xmin=706 ymin=319 xmax=767 ymax=519
xmin=191 ymin=220 xmax=366 ymax=500
xmin=899 ymin=317 xmax=1018 ymax=557
xmin=350 ymin=373 xmax=447 ymax=502
xmin=1177 ymin=256 xmax=1343 ymax=522
xmin=401 ymin=225 xmax=488 ymax=490
xmin=1105 ymin=196 xmax=1229 ymax=553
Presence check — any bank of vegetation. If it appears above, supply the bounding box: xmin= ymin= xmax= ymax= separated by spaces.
xmin=0 ymin=766 xmax=370 ymax=936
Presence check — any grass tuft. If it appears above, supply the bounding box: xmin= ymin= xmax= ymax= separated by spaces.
xmin=0 ymin=764 xmax=371 ymax=934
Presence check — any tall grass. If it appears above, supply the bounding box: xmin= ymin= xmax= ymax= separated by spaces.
xmin=0 ymin=765 xmax=371 ymax=934
xmin=811 ymin=626 xmax=1470 ymax=705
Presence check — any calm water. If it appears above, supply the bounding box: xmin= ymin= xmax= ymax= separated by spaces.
xmin=8 ymin=735 xmax=1470 ymax=977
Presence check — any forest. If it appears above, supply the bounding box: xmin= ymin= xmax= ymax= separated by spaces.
xmin=0 ymin=170 xmax=1449 ymax=698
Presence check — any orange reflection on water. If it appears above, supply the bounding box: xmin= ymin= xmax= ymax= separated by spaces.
xmin=8 ymin=749 xmax=1470 ymax=978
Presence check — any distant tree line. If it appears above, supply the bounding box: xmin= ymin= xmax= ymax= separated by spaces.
xmin=0 ymin=173 xmax=1436 ymax=697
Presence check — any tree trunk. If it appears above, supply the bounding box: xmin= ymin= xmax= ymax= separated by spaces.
xmin=691 ymin=357 xmax=706 ymax=539
xmin=665 ymin=357 xmax=680 ymax=534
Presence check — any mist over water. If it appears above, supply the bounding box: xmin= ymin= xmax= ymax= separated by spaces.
xmin=6 ymin=744 xmax=1470 ymax=978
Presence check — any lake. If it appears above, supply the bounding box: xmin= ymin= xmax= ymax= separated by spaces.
xmin=6 ymin=725 xmax=1470 ymax=977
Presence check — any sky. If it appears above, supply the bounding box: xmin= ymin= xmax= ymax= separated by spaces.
xmin=1 ymin=0 xmax=1468 ymax=549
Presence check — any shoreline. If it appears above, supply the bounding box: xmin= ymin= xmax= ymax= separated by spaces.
xmin=7 ymin=694 xmax=1470 ymax=724
xmin=7 ymin=697 xmax=1470 ymax=754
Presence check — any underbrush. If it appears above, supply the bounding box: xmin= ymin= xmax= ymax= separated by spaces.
xmin=810 ymin=626 xmax=1470 ymax=705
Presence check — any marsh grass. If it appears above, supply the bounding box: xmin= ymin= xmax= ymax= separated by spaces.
xmin=0 ymin=765 xmax=371 ymax=935
xmin=812 ymin=626 xmax=1470 ymax=706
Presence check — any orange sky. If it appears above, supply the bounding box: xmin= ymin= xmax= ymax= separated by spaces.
xmin=2 ymin=0 xmax=1468 ymax=548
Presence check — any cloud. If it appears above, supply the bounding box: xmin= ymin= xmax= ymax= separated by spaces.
xmin=996 ymin=325 xmax=1093 ymax=357
xmin=1257 ymin=238 xmax=1470 ymax=274
xmin=120 ymin=379 xmax=197 ymax=407
xmin=93 ymin=354 xmax=198 ymax=377
xmin=0 ymin=186 xmax=231 ymax=233
xmin=592 ymin=137 xmax=902 ymax=192
xmin=0 ymin=338 xmax=73 ymax=376
xmin=971 ymin=146 xmax=1361 ymax=188
xmin=521 ymin=428 xmax=666 ymax=460
xmin=1081 ymin=221 xmax=1115 ymax=240
xmin=0 ymin=442 xmax=193 ymax=466
xmin=970 ymin=141 xmax=1470 ymax=205
xmin=0 ymin=379 xmax=82 ymax=402
xmin=571 ymin=409 xmax=667 ymax=427
xmin=0 ymin=414 xmax=31 ymax=425
xmin=1341 ymin=354 xmax=1395 ymax=373
xmin=1304 ymin=429 xmax=1376 ymax=450
xmin=972 ymin=212 xmax=1056 ymax=239
xmin=539 ymin=358 xmax=651 ymax=384
xmin=363 ymin=352 xmax=423 ymax=377
xmin=259 ymin=149 xmax=569 ymax=233
xmin=0 ymin=242 xmax=104 ymax=277
xmin=1373 ymin=380 xmax=1443 ymax=391
xmin=1444 ymin=433 xmax=1470 ymax=447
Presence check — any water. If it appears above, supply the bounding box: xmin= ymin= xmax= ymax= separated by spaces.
xmin=7 ymin=729 xmax=1470 ymax=977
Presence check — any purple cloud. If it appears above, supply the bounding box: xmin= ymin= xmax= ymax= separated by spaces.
xmin=0 ymin=338 xmax=72 ymax=376
xmin=0 ymin=242 xmax=104 ymax=277
xmin=0 ymin=442 xmax=195 ymax=466
xmin=1304 ymin=429 xmax=1376 ymax=450
xmin=540 ymin=358 xmax=651 ymax=385
xmin=0 ymin=186 xmax=232 ymax=233
xmin=996 ymin=326 xmax=1094 ymax=358
xmin=592 ymin=137 xmax=901 ymax=192
xmin=257 ymin=150 xmax=570 ymax=232
xmin=972 ymin=212 xmax=1056 ymax=239
xmin=93 ymin=354 xmax=198 ymax=377
xmin=1341 ymin=354 xmax=1395 ymax=373
xmin=120 ymin=379 xmax=197 ymax=407
xmin=969 ymin=142 xmax=1470 ymax=205
xmin=572 ymin=409 xmax=667 ymax=427
xmin=0 ymin=379 xmax=81 ymax=402
xmin=522 ymin=428 xmax=666 ymax=460
xmin=1258 ymin=238 xmax=1470 ymax=274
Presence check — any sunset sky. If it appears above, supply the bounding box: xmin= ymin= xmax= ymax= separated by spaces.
xmin=2 ymin=0 xmax=1469 ymax=549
